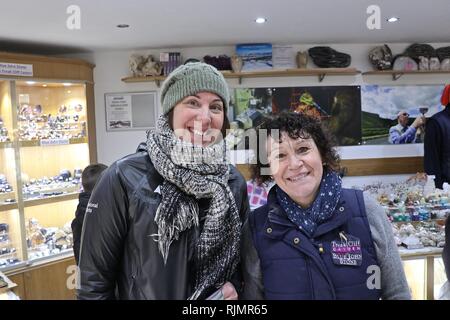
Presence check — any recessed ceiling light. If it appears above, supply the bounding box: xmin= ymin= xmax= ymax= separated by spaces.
xmin=26 ymin=81 xmax=35 ymax=85
xmin=255 ymin=17 xmax=267 ymax=24
xmin=63 ymin=83 xmax=72 ymax=86
xmin=387 ymin=17 xmax=399 ymax=23
xmin=42 ymin=84 xmax=47 ymax=87
xmin=117 ymin=24 xmax=130 ymax=28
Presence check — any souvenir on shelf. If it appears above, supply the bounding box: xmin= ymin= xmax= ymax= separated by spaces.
xmin=26 ymin=218 xmax=73 ymax=261
xmin=17 ymin=103 xmax=87 ymax=141
xmin=0 ymin=223 xmax=19 ymax=268
xmin=0 ymin=174 xmax=14 ymax=205
xmin=357 ymin=174 xmax=449 ymax=249
xmin=393 ymin=221 xmax=445 ymax=249
xmin=22 ymin=169 xmax=81 ymax=200
xmin=0 ymin=117 xmax=10 ymax=142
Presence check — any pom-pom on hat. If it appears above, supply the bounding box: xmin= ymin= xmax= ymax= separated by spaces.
xmin=441 ymin=84 xmax=450 ymax=107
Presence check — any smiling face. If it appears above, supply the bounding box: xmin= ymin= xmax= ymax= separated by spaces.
xmin=171 ymin=91 xmax=224 ymax=146
xmin=267 ymin=132 xmax=324 ymax=208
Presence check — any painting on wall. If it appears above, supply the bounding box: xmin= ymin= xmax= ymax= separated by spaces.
xmin=227 ymin=85 xmax=362 ymax=150
xmin=361 ymin=85 xmax=445 ymax=145
xmin=271 ymin=86 xmax=362 ymax=146
xmin=227 ymin=87 xmax=273 ymax=150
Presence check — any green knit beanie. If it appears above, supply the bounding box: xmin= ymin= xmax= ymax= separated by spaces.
xmin=160 ymin=62 xmax=230 ymax=114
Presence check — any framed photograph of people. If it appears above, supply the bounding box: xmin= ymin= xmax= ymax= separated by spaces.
xmin=361 ymin=85 xmax=445 ymax=145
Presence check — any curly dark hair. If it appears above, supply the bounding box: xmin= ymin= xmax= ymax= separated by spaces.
xmin=251 ymin=111 xmax=340 ymax=185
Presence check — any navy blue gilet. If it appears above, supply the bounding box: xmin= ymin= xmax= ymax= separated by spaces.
xmin=249 ymin=188 xmax=382 ymax=300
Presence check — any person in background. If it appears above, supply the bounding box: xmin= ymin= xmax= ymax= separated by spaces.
xmin=246 ymin=179 xmax=274 ymax=211
xmin=444 ymin=217 xmax=450 ymax=283
xmin=424 ymin=84 xmax=450 ymax=189
xmin=388 ymin=110 xmax=424 ymax=144
xmin=424 ymin=84 xmax=450 ymax=282
xmin=77 ymin=62 xmax=249 ymax=300
xmin=241 ymin=112 xmax=411 ymax=300
xmin=71 ymin=163 xmax=108 ymax=265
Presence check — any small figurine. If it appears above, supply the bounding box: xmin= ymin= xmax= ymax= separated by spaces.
xmin=231 ymin=55 xmax=243 ymax=73
xmin=296 ymin=51 xmax=308 ymax=69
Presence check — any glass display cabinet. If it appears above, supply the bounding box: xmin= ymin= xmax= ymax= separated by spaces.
xmin=0 ymin=51 xmax=96 ymax=284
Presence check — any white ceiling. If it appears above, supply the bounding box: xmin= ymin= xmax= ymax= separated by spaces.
xmin=0 ymin=0 xmax=449 ymax=54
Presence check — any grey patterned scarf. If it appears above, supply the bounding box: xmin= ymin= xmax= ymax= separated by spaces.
xmin=146 ymin=115 xmax=241 ymax=300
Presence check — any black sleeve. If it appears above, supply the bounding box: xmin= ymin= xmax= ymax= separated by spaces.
xmin=77 ymin=165 xmax=129 ymax=300
xmin=70 ymin=212 xmax=82 ymax=265
xmin=240 ymin=211 xmax=265 ymax=300
xmin=229 ymin=177 xmax=250 ymax=295
xmin=443 ymin=217 xmax=450 ymax=282
xmin=424 ymin=119 xmax=443 ymax=188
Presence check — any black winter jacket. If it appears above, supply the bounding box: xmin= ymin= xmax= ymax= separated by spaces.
xmin=424 ymin=107 xmax=450 ymax=189
xmin=71 ymin=192 xmax=91 ymax=265
xmin=444 ymin=217 xmax=450 ymax=282
xmin=77 ymin=144 xmax=249 ymax=299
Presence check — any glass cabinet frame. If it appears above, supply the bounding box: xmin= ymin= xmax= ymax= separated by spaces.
xmin=0 ymin=52 xmax=96 ymax=272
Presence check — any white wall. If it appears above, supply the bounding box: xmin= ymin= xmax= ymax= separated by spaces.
xmin=68 ymin=42 xmax=450 ymax=186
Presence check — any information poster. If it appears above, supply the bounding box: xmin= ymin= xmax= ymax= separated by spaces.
xmin=105 ymin=92 xmax=157 ymax=131
xmin=106 ymin=94 xmax=132 ymax=130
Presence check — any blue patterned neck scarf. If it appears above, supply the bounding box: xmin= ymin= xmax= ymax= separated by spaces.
xmin=276 ymin=170 xmax=342 ymax=238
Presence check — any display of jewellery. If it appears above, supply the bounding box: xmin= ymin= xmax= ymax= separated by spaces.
xmin=0 ymin=258 xmax=20 ymax=268
xmin=0 ymin=223 xmax=19 ymax=268
xmin=0 ymin=174 xmax=15 ymax=205
xmin=392 ymin=221 xmax=446 ymax=249
xmin=22 ymin=169 xmax=81 ymax=200
xmin=356 ymin=175 xmax=450 ymax=249
xmin=26 ymin=218 xmax=73 ymax=261
xmin=0 ymin=174 xmax=13 ymax=194
xmin=17 ymin=102 xmax=87 ymax=141
xmin=0 ymin=116 xmax=10 ymax=142
xmin=358 ymin=177 xmax=450 ymax=224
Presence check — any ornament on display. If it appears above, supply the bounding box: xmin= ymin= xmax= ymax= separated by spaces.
xmin=26 ymin=218 xmax=73 ymax=260
xmin=17 ymin=102 xmax=86 ymax=141
xmin=22 ymin=168 xmax=81 ymax=200
xmin=429 ymin=57 xmax=441 ymax=70
xmin=0 ymin=117 xmax=10 ymax=142
xmin=74 ymin=104 xmax=83 ymax=112
xmin=358 ymin=174 xmax=450 ymax=249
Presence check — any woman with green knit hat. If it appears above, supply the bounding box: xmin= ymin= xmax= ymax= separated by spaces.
xmin=77 ymin=62 xmax=249 ymax=300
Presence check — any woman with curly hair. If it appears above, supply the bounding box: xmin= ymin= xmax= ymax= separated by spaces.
xmin=242 ymin=111 xmax=410 ymax=300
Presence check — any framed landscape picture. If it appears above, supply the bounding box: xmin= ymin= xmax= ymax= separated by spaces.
xmin=361 ymin=85 xmax=444 ymax=145
xmin=236 ymin=43 xmax=273 ymax=71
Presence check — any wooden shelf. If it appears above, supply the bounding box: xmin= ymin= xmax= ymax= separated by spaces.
xmin=0 ymin=202 xmax=18 ymax=211
xmin=0 ymin=192 xmax=16 ymax=211
xmin=19 ymin=137 xmax=88 ymax=147
xmin=236 ymin=156 xmax=424 ymax=179
xmin=398 ymin=247 xmax=443 ymax=259
xmin=0 ymin=141 xmax=13 ymax=149
xmin=362 ymin=70 xmax=450 ymax=81
xmin=23 ymin=192 xmax=79 ymax=208
xmin=0 ymin=270 xmax=17 ymax=295
xmin=122 ymin=68 xmax=361 ymax=86
xmin=391 ymin=219 xmax=445 ymax=226
xmin=340 ymin=157 xmax=423 ymax=176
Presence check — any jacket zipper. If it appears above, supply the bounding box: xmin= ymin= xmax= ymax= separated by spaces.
xmin=305 ymin=257 xmax=314 ymax=299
